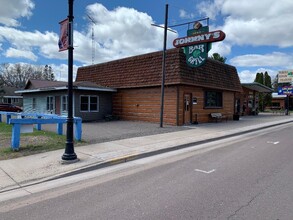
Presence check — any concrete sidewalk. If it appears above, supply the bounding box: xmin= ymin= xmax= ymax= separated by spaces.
xmin=0 ymin=113 xmax=292 ymax=193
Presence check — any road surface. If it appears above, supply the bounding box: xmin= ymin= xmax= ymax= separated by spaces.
xmin=0 ymin=123 xmax=292 ymax=220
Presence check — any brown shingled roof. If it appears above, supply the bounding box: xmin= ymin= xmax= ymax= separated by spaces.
xmin=76 ymin=48 xmax=242 ymax=92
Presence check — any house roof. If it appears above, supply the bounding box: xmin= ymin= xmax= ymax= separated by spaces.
xmin=15 ymin=79 xmax=116 ymax=94
xmin=241 ymin=82 xmax=273 ymax=93
xmin=76 ymin=48 xmax=243 ymax=92
xmin=0 ymin=86 xmax=23 ymax=97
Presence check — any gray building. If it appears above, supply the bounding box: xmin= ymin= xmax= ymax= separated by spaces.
xmin=15 ymin=79 xmax=116 ymax=121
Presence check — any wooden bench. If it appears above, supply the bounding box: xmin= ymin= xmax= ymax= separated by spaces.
xmin=210 ymin=113 xmax=228 ymax=123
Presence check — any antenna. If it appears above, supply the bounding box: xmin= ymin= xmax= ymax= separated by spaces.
xmin=87 ymin=14 xmax=96 ymax=65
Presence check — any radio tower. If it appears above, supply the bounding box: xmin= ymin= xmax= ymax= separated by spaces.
xmin=87 ymin=15 xmax=96 ymax=64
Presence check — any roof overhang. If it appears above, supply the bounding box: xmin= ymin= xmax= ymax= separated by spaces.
xmin=241 ymin=82 xmax=273 ymax=93
xmin=15 ymin=86 xmax=117 ymax=94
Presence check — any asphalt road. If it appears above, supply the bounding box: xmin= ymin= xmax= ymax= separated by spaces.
xmin=1 ymin=124 xmax=292 ymax=220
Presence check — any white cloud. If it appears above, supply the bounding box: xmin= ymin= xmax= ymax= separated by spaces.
xmin=5 ymin=47 xmax=38 ymax=61
xmin=209 ymin=41 xmax=231 ymax=57
xmin=83 ymin=3 xmax=178 ymax=64
xmin=179 ymin=9 xmax=196 ymax=19
xmin=0 ymin=3 xmax=178 ymax=66
xmin=50 ymin=64 xmax=79 ymax=82
xmin=0 ymin=26 xmax=64 ymax=62
xmin=0 ymin=0 xmax=34 ymax=27
xmin=198 ymin=0 xmax=293 ymax=47
xmin=238 ymin=68 xmax=278 ymax=83
xmin=230 ymin=52 xmax=293 ymax=67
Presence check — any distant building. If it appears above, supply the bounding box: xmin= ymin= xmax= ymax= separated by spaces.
xmin=0 ymin=86 xmax=23 ymax=107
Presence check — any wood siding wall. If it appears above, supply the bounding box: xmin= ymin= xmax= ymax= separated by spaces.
xmin=112 ymin=85 xmax=237 ymax=126
xmin=178 ymin=85 xmax=235 ymax=124
xmin=113 ymin=87 xmax=178 ymax=125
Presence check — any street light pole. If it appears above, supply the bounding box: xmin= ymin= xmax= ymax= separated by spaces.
xmin=62 ymin=0 xmax=78 ymax=162
xmin=159 ymin=4 xmax=168 ymax=128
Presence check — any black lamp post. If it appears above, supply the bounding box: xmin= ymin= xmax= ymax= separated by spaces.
xmin=159 ymin=4 xmax=168 ymax=128
xmin=62 ymin=0 xmax=77 ymax=162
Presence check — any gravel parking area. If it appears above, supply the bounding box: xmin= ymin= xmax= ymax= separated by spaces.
xmin=42 ymin=120 xmax=192 ymax=144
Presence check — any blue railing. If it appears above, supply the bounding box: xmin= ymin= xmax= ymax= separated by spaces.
xmin=0 ymin=112 xmax=82 ymax=150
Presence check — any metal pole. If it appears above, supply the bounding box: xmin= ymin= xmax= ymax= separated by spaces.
xmin=62 ymin=0 xmax=77 ymax=161
xmin=160 ymin=4 xmax=168 ymax=128
xmin=286 ymin=95 xmax=289 ymax=115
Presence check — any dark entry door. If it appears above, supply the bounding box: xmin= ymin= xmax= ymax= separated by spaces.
xmin=184 ymin=94 xmax=191 ymax=124
xmin=55 ymin=96 xmax=60 ymax=115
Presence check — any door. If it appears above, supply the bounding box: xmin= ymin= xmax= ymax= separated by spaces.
xmin=184 ymin=93 xmax=192 ymax=124
xmin=55 ymin=96 xmax=60 ymax=115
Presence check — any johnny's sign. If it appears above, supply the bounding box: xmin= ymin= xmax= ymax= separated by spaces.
xmin=173 ymin=30 xmax=225 ymax=48
xmin=173 ymin=23 xmax=226 ymax=68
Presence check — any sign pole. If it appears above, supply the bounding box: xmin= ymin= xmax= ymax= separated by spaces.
xmin=160 ymin=4 xmax=168 ymax=128
xmin=62 ymin=0 xmax=78 ymax=162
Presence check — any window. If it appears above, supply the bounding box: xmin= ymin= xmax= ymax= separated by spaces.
xmin=12 ymin=98 xmax=20 ymax=103
xmin=80 ymin=95 xmax=99 ymax=112
xmin=62 ymin=95 xmax=68 ymax=111
xmin=3 ymin=98 xmax=11 ymax=103
xmin=47 ymin=96 xmax=54 ymax=111
xmin=32 ymin=98 xmax=36 ymax=110
xmin=204 ymin=91 xmax=222 ymax=108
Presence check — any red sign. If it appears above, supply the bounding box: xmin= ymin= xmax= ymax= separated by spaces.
xmin=58 ymin=18 xmax=69 ymax=52
xmin=173 ymin=30 xmax=226 ymax=48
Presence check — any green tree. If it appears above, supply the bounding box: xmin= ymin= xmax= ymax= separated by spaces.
xmin=210 ymin=53 xmax=227 ymax=63
xmin=254 ymin=71 xmax=272 ymax=111
xmin=43 ymin=65 xmax=55 ymax=81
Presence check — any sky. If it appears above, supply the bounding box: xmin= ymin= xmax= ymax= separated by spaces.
xmin=0 ymin=0 xmax=293 ymax=83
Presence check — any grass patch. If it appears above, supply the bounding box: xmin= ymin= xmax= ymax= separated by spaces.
xmin=0 ymin=123 xmax=86 ymax=160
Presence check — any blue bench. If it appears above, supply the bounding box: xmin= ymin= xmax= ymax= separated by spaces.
xmin=8 ymin=117 xmax=82 ymax=150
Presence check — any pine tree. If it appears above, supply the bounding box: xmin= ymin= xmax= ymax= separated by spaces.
xmin=254 ymin=71 xmax=272 ymax=111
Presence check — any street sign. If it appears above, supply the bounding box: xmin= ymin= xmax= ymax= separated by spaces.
xmin=278 ymin=86 xmax=293 ymax=95
xmin=278 ymin=70 xmax=293 ymax=83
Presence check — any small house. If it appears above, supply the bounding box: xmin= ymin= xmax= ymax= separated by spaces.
xmin=0 ymin=86 xmax=23 ymax=107
xmin=15 ymin=79 xmax=116 ymax=121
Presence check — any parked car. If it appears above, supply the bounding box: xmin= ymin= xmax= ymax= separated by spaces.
xmin=0 ymin=103 xmax=23 ymax=112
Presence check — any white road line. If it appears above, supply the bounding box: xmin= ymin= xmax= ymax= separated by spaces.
xmin=195 ymin=169 xmax=216 ymax=174
xmin=267 ymin=141 xmax=280 ymax=145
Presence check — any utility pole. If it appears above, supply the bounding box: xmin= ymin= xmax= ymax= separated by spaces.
xmin=159 ymin=4 xmax=168 ymax=128
xmin=62 ymin=0 xmax=78 ymax=162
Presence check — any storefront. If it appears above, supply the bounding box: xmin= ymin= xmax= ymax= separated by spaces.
xmin=76 ymin=48 xmax=243 ymax=125
xmin=240 ymin=82 xmax=273 ymax=115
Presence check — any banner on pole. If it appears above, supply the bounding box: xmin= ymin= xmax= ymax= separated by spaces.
xmin=58 ymin=18 xmax=69 ymax=52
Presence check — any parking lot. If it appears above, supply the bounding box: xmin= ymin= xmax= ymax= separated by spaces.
xmin=42 ymin=120 xmax=191 ymax=144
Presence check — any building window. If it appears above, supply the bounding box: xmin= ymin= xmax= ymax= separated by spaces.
xmin=62 ymin=95 xmax=68 ymax=111
xmin=47 ymin=96 xmax=54 ymax=111
xmin=12 ymin=98 xmax=20 ymax=103
xmin=204 ymin=91 xmax=223 ymax=108
xmin=32 ymin=98 xmax=36 ymax=110
xmin=80 ymin=95 xmax=99 ymax=112
xmin=3 ymin=98 xmax=11 ymax=103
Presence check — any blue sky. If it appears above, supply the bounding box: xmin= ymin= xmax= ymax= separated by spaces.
xmin=0 ymin=0 xmax=293 ymax=83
